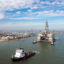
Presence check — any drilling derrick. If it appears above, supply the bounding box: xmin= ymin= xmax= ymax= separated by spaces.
xmin=45 ymin=20 xmax=49 ymax=34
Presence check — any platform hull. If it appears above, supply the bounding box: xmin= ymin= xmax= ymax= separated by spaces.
xmin=37 ymin=40 xmax=49 ymax=43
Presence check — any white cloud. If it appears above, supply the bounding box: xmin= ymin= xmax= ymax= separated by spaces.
xmin=31 ymin=6 xmax=38 ymax=9
xmin=9 ymin=10 xmax=64 ymax=20
xmin=0 ymin=22 xmax=44 ymax=30
xmin=0 ymin=13 xmax=5 ymax=19
xmin=0 ymin=0 xmax=64 ymax=19
xmin=0 ymin=0 xmax=35 ymax=11
xmin=9 ymin=16 xmax=41 ymax=20
xmin=40 ymin=1 xmax=51 ymax=5
xmin=0 ymin=0 xmax=37 ymax=19
xmin=40 ymin=0 xmax=64 ymax=5
xmin=35 ymin=10 xmax=64 ymax=17
xmin=0 ymin=0 xmax=64 ymax=12
xmin=16 ymin=11 xmax=21 ymax=15
xmin=0 ymin=20 xmax=64 ymax=31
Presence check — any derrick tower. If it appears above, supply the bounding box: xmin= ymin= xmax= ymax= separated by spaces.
xmin=45 ymin=20 xmax=49 ymax=34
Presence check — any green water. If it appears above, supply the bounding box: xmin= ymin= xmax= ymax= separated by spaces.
xmin=0 ymin=34 xmax=64 ymax=64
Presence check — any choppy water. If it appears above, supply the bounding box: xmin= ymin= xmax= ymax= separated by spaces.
xmin=0 ymin=34 xmax=64 ymax=64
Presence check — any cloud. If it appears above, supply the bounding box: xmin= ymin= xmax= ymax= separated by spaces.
xmin=0 ymin=22 xmax=44 ymax=30
xmin=0 ymin=0 xmax=64 ymax=19
xmin=16 ymin=11 xmax=21 ymax=15
xmin=0 ymin=20 xmax=64 ymax=31
xmin=34 ymin=10 xmax=64 ymax=17
xmin=0 ymin=0 xmax=64 ymax=12
xmin=40 ymin=0 xmax=64 ymax=5
xmin=9 ymin=16 xmax=41 ymax=20
xmin=0 ymin=0 xmax=35 ymax=11
xmin=6 ymin=10 xmax=64 ymax=20
xmin=0 ymin=13 xmax=5 ymax=19
xmin=31 ymin=6 xmax=38 ymax=9
xmin=0 ymin=0 xmax=37 ymax=19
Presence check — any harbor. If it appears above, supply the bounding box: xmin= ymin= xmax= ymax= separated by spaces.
xmin=0 ymin=20 xmax=63 ymax=63
xmin=0 ymin=34 xmax=64 ymax=64
xmin=0 ymin=0 xmax=64 ymax=64
xmin=0 ymin=21 xmax=55 ymax=43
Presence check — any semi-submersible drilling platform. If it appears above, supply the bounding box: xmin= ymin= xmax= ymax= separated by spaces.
xmin=37 ymin=20 xmax=55 ymax=44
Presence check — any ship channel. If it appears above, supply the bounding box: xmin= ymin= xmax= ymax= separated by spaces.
xmin=0 ymin=21 xmax=64 ymax=64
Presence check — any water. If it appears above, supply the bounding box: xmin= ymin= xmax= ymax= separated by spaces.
xmin=0 ymin=34 xmax=64 ymax=64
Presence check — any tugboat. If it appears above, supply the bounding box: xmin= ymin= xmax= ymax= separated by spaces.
xmin=11 ymin=48 xmax=35 ymax=61
xmin=32 ymin=41 xmax=37 ymax=44
xmin=51 ymin=41 xmax=54 ymax=45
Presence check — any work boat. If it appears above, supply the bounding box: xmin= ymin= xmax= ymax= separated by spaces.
xmin=11 ymin=48 xmax=26 ymax=61
xmin=51 ymin=41 xmax=54 ymax=45
xmin=11 ymin=48 xmax=35 ymax=61
xmin=32 ymin=41 xmax=37 ymax=44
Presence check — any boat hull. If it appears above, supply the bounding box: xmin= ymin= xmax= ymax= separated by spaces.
xmin=11 ymin=52 xmax=35 ymax=62
xmin=11 ymin=57 xmax=25 ymax=61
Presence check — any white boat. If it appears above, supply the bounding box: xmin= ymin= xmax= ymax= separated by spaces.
xmin=51 ymin=42 xmax=54 ymax=45
xmin=11 ymin=48 xmax=26 ymax=61
xmin=32 ymin=41 xmax=37 ymax=44
xmin=11 ymin=48 xmax=36 ymax=61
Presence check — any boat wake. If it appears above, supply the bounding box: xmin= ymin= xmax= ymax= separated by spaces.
xmin=33 ymin=51 xmax=40 ymax=55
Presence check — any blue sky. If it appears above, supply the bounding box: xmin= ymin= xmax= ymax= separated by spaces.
xmin=0 ymin=0 xmax=64 ymax=31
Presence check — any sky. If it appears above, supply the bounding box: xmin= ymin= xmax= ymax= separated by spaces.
xmin=0 ymin=0 xmax=64 ymax=31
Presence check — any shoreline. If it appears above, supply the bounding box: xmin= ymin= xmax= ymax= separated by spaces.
xmin=0 ymin=36 xmax=37 ymax=42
